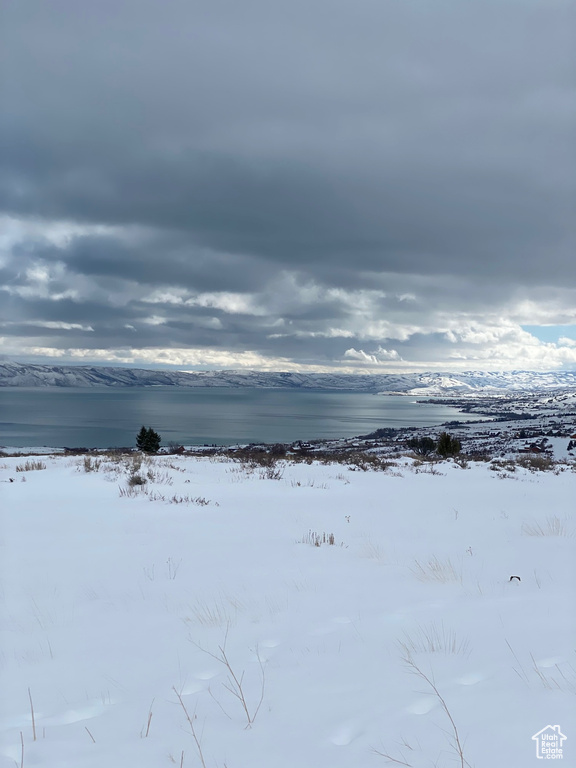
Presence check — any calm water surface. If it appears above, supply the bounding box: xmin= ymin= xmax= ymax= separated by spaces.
xmin=0 ymin=387 xmax=485 ymax=448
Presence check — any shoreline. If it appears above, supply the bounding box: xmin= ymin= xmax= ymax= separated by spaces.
xmin=2 ymin=406 xmax=575 ymax=463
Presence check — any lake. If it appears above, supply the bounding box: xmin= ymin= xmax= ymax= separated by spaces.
xmin=0 ymin=387 xmax=486 ymax=449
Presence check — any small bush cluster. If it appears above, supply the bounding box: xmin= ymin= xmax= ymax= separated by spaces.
xmin=489 ymin=458 xmax=517 ymax=474
xmin=516 ymin=453 xmax=554 ymax=472
xmin=82 ymin=456 xmax=101 ymax=472
xmin=127 ymin=473 xmax=147 ymax=487
xmin=16 ymin=460 xmax=46 ymax=472
xmin=258 ymin=465 xmax=284 ymax=481
xmin=346 ymin=452 xmax=394 ymax=472
xmin=411 ymin=460 xmax=444 ymax=475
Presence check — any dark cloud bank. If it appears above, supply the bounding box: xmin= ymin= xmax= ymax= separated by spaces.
xmin=1 ymin=0 xmax=575 ymax=371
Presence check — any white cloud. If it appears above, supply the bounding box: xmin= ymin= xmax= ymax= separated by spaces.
xmin=344 ymin=347 xmax=401 ymax=365
xmin=0 ymin=320 xmax=94 ymax=332
xmin=268 ymin=328 xmax=355 ymax=340
xmin=186 ymin=292 xmax=265 ymax=316
xmin=141 ymin=315 xmax=168 ymax=326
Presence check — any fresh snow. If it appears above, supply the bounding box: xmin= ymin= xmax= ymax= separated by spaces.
xmin=1 ymin=453 xmax=574 ymax=767
xmin=1 ymin=362 xmax=576 ymax=395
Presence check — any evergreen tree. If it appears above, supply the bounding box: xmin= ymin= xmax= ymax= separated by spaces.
xmin=136 ymin=426 xmax=161 ymax=453
xmin=437 ymin=431 xmax=461 ymax=458
xmin=406 ymin=436 xmax=436 ymax=456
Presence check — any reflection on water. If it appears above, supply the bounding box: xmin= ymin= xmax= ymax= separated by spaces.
xmin=0 ymin=387 xmax=486 ymax=448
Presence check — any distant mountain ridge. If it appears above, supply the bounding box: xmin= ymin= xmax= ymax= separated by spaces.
xmin=1 ymin=362 xmax=575 ymax=395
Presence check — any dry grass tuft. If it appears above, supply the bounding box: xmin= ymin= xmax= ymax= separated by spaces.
xmin=398 ymin=622 xmax=471 ymax=657
xmin=522 ymin=515 xmax=573 ymax=537
xmin=411 ymin=556 xmax=462 ymax=584
xmin=184 ymin=597 xmax=238 ymax=628
xmin=298 ymin=530 xmax=346 ymax=548
xmin=16 ymin=460 xmax=46 ymax=472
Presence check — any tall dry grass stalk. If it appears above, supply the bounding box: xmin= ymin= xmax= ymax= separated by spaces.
xmin=411 ymin=556 xmax=462 ymax=584
xmin=27 ymin=688 xmax=36 ymax=742
xmin=402 ymin=655 xmax=470 ymax=768
xmin=172 ymin=687 xmax=207 ymax=768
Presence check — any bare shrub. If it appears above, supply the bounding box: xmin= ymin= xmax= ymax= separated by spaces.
xmin=169 ymin=494 xmax=212 ymax=506
xmin=16 ymin=460 xmax=46 ymax=472
xmin=516 ymin=454 xmax=554 ymax=472
xmin=128 ymin=473 xmax=147 ymax=487
xmin=258 ymin=465 xmax=284 ymax=480
xmin=82 ymin=455 xmax=101 ymax=472
xmin=189 ymin=626 xmax=266 ymax=728
xmin=490 ymin=459 xmax=516 ymax=473
xmin=146 ymin=468 xmax=174 ymax=485
xmin=412 ymin=462 xmax=443 ymax=475
xmin=347 ymin=452 xmax=392 ymax=472
xmin=290 ymin=478 xmax=328 ymax=489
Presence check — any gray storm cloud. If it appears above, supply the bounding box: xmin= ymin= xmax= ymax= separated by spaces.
xmin=1 ymin=0 xmax=575 ymax=370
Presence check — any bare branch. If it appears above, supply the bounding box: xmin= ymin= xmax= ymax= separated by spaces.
xmin=172 ymin=687 xmax=207 ymax=768
xmin=402 ymin=656 xmax=471 ymax=768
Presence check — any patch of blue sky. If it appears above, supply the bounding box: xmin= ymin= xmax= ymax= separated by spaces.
xmin=522 ymin=325 xmax=576 ymax=343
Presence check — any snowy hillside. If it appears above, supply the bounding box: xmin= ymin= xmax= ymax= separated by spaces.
xmin=0 ymin=453 xmax=574 ymax=768
xmin=1 ymin=362 xmax=575 ymax=394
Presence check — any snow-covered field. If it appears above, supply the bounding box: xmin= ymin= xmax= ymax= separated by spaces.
xmin=1 ymin=453 xmax=574 ymax=767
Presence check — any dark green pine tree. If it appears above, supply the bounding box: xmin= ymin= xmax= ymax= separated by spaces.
xmin=437 ymin=431 xmax=461 ymax=458
xmin=136 ymin=426 xmax=148 ymax=451
xmin=136 ymin=425 xmax=161 ymax=453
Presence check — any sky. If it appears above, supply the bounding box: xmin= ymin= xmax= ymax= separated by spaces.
xmin=1 ymin=0 xmax=575 ymax=373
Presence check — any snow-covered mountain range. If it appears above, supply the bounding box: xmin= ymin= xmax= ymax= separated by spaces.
xmin=1 ymin=362 xmax=575 ymax=395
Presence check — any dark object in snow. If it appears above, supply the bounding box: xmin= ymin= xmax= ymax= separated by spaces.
xmin=509 ymin=575 xmax=521 ymax=582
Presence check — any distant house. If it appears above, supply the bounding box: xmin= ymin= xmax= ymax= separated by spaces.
xmin=520 ymin=443 xmax=542 ymax=454
xmin=520 ymin=439 xmax=552 ymax=454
